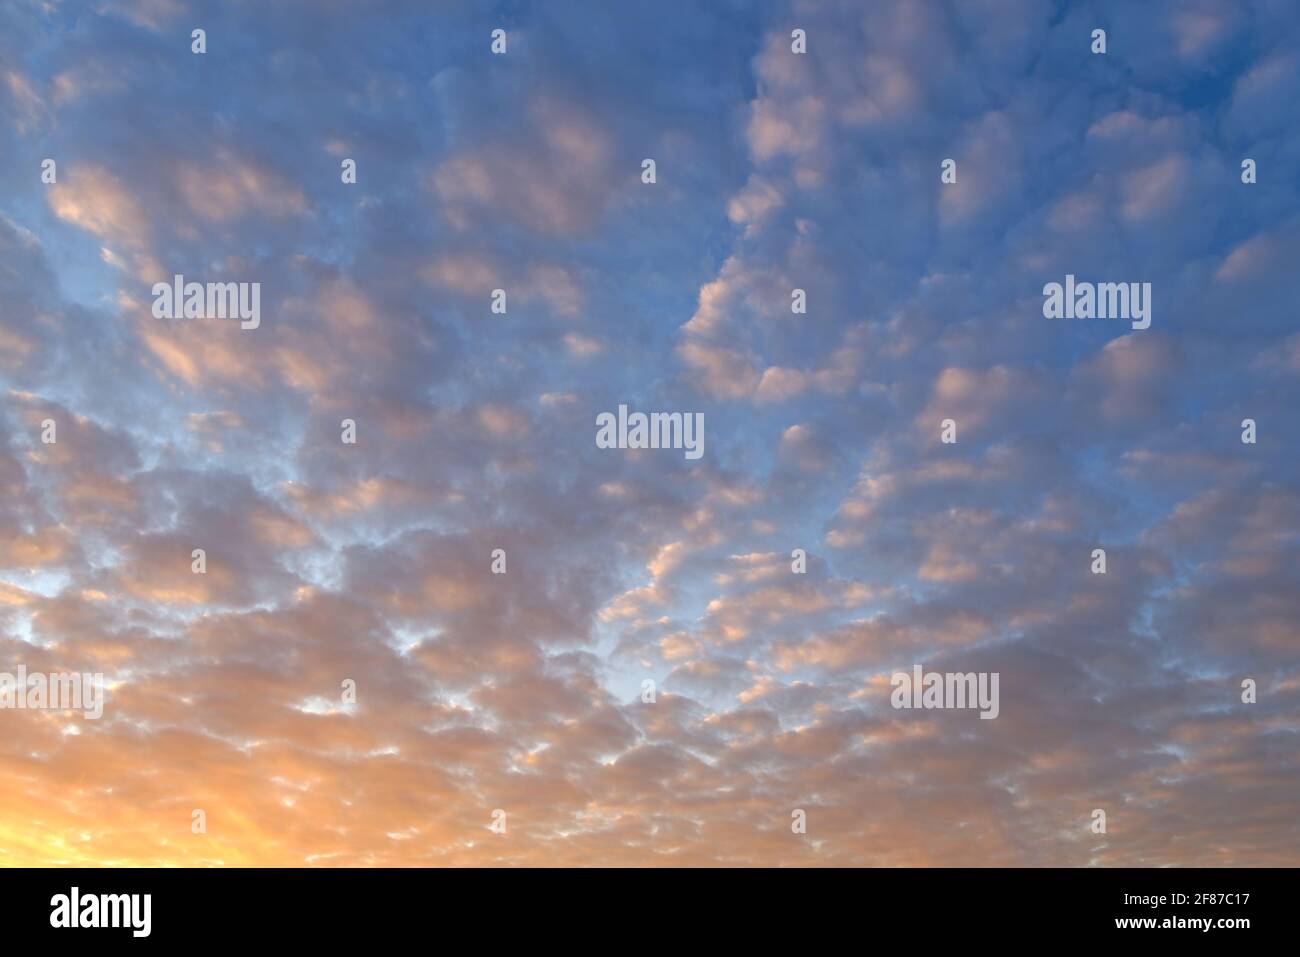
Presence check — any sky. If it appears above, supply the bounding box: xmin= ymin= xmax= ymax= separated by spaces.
xmin=0 ymin=0 xmax=1298 ymax=866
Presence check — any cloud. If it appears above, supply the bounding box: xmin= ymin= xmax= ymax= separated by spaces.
xmin=0 ymin=0 xmax=1297 ymax=868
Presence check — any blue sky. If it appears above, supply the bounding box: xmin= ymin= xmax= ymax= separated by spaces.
xmin=0 ymin=0 xmax=1297 ymax=865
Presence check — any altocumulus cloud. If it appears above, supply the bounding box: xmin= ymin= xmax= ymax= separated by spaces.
xmin=0 ymin=0 xmax=1296 ymax=866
